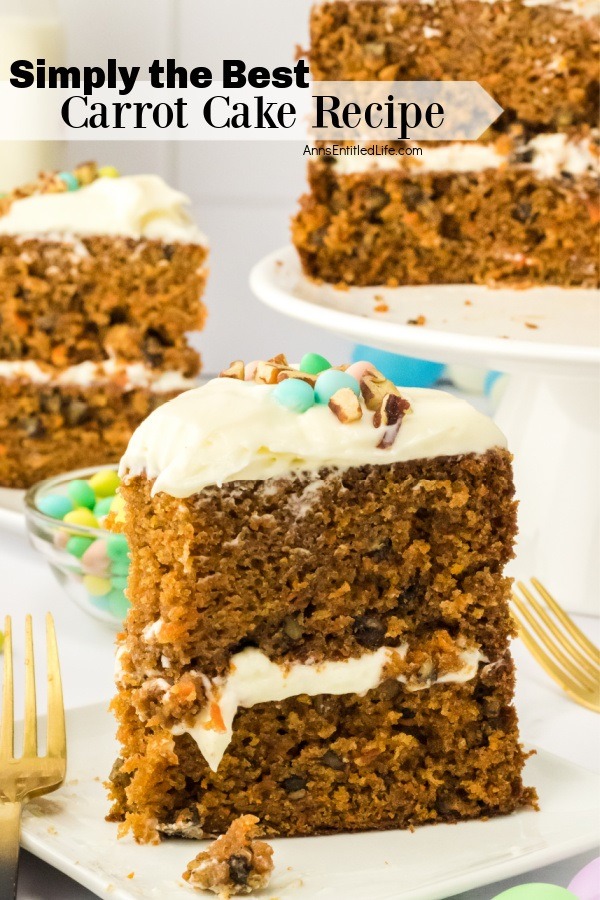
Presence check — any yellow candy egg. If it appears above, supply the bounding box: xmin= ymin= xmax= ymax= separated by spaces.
xmin=98 ymin=165 xmax=120 ymax=179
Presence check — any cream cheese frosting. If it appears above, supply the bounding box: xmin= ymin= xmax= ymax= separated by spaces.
xmin=0 ymin=174 xmax=207 ymax=245
xmin=119 ymin=377 xmax=507 ymax=497
xmin=330 ymin=132 xmax=599 ymax=177
xmin=0 ymin=358 xmax=197 ymax=393
xmin=171 ymin=645 xmax=485 ymax=771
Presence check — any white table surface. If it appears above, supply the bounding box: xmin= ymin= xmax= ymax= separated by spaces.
xmin=1 ymin=526 xmax=598 ymax=900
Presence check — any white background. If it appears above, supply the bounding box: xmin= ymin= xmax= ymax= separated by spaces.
xmin=55 ymin=0 xmax=351 ymax=373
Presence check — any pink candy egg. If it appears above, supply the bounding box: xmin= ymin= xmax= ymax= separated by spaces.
xmin=568 ymin=857 xmax=600 ymax=900
xmin=346 ymin=360 xmax=377 ymax=382
xmin=81 ymin=538 xmax=110 ymax=576
xmin=245 ymin=360 xmax=260 ymax=381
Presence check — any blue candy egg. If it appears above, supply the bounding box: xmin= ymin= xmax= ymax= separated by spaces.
xmin=314 ymin=370 xmax=360 ymax=404
xmin=272 ymin=378 xmax=315 ymax=413
xmin=352 ymin=345 xmax=444 ymax=388
xmin=37 ymin=493 xmax=74 ymax=520
xmin=57 ymin=171 xmax=79 ymax=191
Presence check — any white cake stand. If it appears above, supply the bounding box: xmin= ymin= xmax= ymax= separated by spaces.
xmin=250 ymin=246 xmax=600 ymax=615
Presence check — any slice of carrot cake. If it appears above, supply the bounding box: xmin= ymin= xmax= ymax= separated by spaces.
xmin=108 ymin=353 xmax=536 ymax=842
xmin=0 ymin=163 xmax=208 ymax=487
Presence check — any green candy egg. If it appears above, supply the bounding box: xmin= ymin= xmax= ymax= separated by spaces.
xmin=299 ymin=352 xmax=331 ymax=375
xmin=108 ymin=589 xmax=131 ymax=620
xmin=272 ymin=379 xmax=315 ymax=414
xmin=66 ymin=536 xmax=95 ymax=559
xmin=57 ymin=171 xmax=79 ymax=191
xmin=314 ymin=369 xmax=360 ymax=405
xmin=110 ymin=559 xmax=130 ymax=577
xmin=106 ymin=533 xmax=129 ymax=561
xmin=37 ymin=494 xmax=74 ymax=520
xmin=94 ymin=497 xmax=113 ymax=519
xmin=66 ymin=479 xmax=96 ymax=510
xmin=88 ymin=469 xmax=120 ymax=498
xmin=111 ymin=575 xmax=128 ymax=591
xmin=492 ymin=887 xmax=577 ymax=900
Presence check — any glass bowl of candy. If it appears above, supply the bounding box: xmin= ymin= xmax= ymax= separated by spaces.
xmin=24 ymin=465 xmax=130 ymax=627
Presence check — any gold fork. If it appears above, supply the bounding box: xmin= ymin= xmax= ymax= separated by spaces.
xmin=0 ymin=615 xmax=66 ymax=899
xmin=511 ymin=578 xmax=600 ymax=713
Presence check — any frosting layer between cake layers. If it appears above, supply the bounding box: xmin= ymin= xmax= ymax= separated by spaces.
xmin=0 ymin=359 xmax=197 ymax=393
xmin=170 ymin=645 xmax=486 ymax=771
xmin=0 ymin=174 xmax=207 ymax=244
xmin=119 ymin=376 xmax=507 ymax=495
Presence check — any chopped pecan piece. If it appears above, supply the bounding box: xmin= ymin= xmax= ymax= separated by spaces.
xmin=276 ymin=370 xmax=317 ymax=386
xmin=219 ymin=360 xmax=245 ymax=380
xmin=254 ymin=361 xmax=282 ymax=384
xmin=267 ymin=353 xmax=289 ymax=367
xmin=328 ymin=388 xmax=362 ymax=423
xmin=360 ymin=371 xmax=400 ymax=411
xmin=374 ymin=393 xmax=411 ymax=449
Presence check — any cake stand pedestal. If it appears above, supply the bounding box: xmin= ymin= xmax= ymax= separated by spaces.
xmin=250 ymin=247 xmax=600 ymax=615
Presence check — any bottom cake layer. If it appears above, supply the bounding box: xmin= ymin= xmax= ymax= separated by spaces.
xmin=107 ymin=654 xmax=537 ymax=843
xmin=292 ymin=161 xmax=599 ymax=287
xmin=0 ymin=372 xmax=191 ymax=488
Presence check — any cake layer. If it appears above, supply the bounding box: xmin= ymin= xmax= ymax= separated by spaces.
xmin=117 ymin=448 xmax=516 ymax=687
xmin=0 ymin=375 xmax=184 ymax=488
xmin=309 ymin=0 xmax=599 ymax=131
xmin=0 ymin=235 xmax=206 ymax=371
xmin=292 ymin=160 xmax=599 ymax=286
xmin=108 ymin=655 xmax=537 ymax=841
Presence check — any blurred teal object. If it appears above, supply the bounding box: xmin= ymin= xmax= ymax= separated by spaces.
xmin=352 ymin=345 xmax=444 ymax=387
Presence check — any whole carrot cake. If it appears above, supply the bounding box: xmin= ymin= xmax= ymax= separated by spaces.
xmin=108 ymin=353 xmax=536 ymax=843
xmin=0 ymin=162 xmax=208 ymax=487
xmin=292 ymin=0 xmax=599 ymax=288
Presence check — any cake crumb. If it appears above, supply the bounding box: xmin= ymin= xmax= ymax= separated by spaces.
xmin=407 ymin=315 xmax=426 ymax=326
xmin=183 ymin=815 xmax=274 ymax=897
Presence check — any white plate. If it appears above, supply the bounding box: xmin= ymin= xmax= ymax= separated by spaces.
xmin=0 ymin=486 xmax=26 ymax=535
xmin=250 ymin=246 xmax=600 ymax=377
xmin=20 ymin=703 xmax=599 ymax=900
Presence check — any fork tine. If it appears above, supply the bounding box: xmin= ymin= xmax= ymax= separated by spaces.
xmin=513 ymin=609 xmax=600 ymax=712
xmin=45 ymin=614 xmax=66 ymax=761
xmin=531 ymin=578 xmax=600 ymax=665
xmin=0 ymin=616 xmax=13 ymax=759
xmin=23 ymin=615 xmax=37 ymax=757
xmin=519 ymin=581 xmax=598 ymax=680
xmin=512 ymin=591 xmax=597 ymax=693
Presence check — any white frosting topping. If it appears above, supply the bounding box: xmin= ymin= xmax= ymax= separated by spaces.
xmin=330 ymin=132 xmax=598 ymax=176
xmin=172 ymin=645 xmax=485 ymax=771
xmin=0 ymin=358 xmax=197 ymax=393
xmin=329 ymin=0 xmax=599 ymax=17
xmin=0 ymin=175 xmax=207 ymax=244
xmin=119 ymin=377 xmax=506 ymax=497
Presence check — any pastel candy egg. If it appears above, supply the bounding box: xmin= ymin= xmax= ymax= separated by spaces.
xmin=66 ymin=479 xmax=96 ymax=510
xmin=94 ymin=497 xmax=113 ymax=520
xmin=66 ymin=536 xmax=95 ymax=559
xmin=57 ymin=171 xmax=79 ymax=191
xmin=300 ymin=353 xmax=331 ymax=375
xmin=568 ymin=857 xmax=600 ymax=900
xmin=83 ymin=575 xmax=111 ymax=597
xmin=111 ymin=575 xmax=128 ymax=591
xmin=98 ymin=165 xmax=120 ymax=178
xmin=108 ymin=589 xmax=131 ymax=620
xmin=314 ymin=370 xmax=360 ymax=405
xmin=63 ymin=508 xmax=99 ymax=529
xmin=107 ymin=533 xmax=129 ymax=562
xmin=272 ymin=379 xmax=315 ymax=413
xmin=346 ymin=360 xmax=377 ymax=383
xmin=110 ymin=494 xmax=126 ymax=524
xmin=244 ymin=360 xmax=260 ymax=381
xmin=88 ymin=469 xmax=120 ymax=498
xmin=491 ymin=886 xmax=577 ymax=899
xmin=110 ymin=559 xmax=130 ymax=577
xmin=53 ymin=529 xmax=70 ymax=550
xmin=81 ymin=539 xmax=109 ymax=575
xmin=37 ymin=494 xmax=74 ymax=520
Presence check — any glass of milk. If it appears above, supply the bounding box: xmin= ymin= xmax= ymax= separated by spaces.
xmin=0 ymin=0 xmax=65 ymax=190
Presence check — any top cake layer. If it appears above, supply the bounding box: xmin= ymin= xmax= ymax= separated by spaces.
xmin=309 ymin=0 xmax=599 ymax=130
xmin=120 ymin=358 xmax=506 ymax=496
xmin=0 ymin=173 xmax=207 ymax=245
